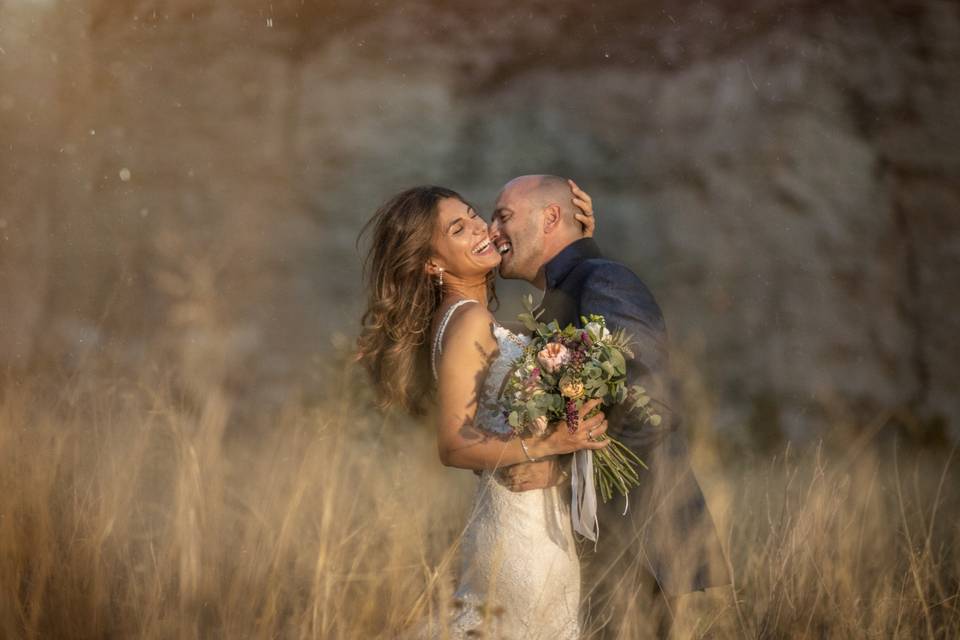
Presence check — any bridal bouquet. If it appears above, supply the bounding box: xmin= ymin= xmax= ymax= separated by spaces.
xmin=502 ymin=296 xmax=660 ymax=503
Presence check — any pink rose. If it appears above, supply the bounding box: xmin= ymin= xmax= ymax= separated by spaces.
xmin=536 ymin=342 xmax=571 ymax=374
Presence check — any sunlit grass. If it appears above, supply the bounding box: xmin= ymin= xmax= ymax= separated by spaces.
xmin=0 ymin=367 xmax=957 ymax=639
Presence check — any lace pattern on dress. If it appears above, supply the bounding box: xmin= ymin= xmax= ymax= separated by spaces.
xmin=474 ymin=324 xmax=527 ymax=437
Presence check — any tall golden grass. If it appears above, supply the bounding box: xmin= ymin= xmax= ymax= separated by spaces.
xmin=0 ymin=364 xmax=957 ymax=639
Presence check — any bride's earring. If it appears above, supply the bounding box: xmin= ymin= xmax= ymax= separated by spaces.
xmin=438 ymin=267 xmax=444 ymax=288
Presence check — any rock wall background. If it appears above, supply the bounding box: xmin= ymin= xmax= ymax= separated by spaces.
xmin=1 ymin=0 xmax=958 ymax=438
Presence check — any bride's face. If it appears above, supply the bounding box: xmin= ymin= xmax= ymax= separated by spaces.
xmin=430 ymin=197 xmax=501 ymax=279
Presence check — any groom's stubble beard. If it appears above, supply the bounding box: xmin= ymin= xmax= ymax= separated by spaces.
xmin=498 ymin=217 xmax=544 ymax=285
xmin=498 ymin=238 xmax=538 ymax=284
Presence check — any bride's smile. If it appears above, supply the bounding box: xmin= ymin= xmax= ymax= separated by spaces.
xmin=429 ymin=197 xmax=501 ymax=282
xmin=470 ymin=237 xmax=494 ymax=255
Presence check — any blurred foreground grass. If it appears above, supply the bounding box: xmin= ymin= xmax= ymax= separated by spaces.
xmin=0 ymin=365 xmax=957 ymax=639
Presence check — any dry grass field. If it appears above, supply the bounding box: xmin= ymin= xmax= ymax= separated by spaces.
xmin=0 ymin=363 xmax=957 ymax=639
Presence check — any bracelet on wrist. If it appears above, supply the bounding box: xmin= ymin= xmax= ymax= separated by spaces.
xmin=520 ymin=437 xmax=539 ymax=462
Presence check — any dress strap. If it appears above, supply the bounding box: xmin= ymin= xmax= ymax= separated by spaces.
xmin=431 ymin=299 xmax=479 ymax=381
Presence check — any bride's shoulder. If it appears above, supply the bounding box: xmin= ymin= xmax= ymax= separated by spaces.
xmin=437 ymin=301 xmax=496 ymax=346
xmin=448 ymin=301 xmax=495 ymax=332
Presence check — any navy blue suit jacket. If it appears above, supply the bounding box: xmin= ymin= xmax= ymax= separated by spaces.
xmin=538 ymin=238 xmax=729 ymax=595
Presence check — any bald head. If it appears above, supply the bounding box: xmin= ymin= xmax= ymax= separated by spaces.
xmin=499 ymin=174 xmax=581 ymax=230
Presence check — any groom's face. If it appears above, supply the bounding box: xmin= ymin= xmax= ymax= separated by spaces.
xmin=490 ymin=184 xmax=544 ymax=282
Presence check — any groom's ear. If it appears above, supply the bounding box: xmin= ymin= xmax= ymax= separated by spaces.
xmin=542 ymin=203 xmax=562 ymax=234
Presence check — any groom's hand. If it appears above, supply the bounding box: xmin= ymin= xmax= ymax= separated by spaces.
xmin=498 ymin=458 xmax=565 ymax=492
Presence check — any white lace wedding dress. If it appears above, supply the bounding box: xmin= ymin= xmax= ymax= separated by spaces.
xmin=425 ymin=299 xmax=581 ymax=640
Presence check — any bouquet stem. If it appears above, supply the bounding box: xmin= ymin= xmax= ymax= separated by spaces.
xmin=591 ymin=436 xmax=646 ymax=503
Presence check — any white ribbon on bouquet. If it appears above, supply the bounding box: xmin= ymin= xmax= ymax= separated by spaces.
xmin=570 ymin=449 xmax=599 ymax=544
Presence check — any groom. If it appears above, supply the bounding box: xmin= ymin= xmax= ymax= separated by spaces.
xmin=490 ymin=175 xmax=730 ymax=638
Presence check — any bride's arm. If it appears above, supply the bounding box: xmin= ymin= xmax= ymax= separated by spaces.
xmin=435 ymin=305 xmax=609 ymax=471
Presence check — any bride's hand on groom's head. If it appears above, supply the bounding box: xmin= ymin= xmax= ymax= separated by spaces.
xmin=569 ymin=179 xmax=595 ymax=238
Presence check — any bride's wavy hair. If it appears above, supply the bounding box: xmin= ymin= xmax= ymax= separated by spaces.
xmin=356 ymin=186 xmax=497 ymax=416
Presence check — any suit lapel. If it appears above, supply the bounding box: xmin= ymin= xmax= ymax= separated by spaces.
xmin=538 ymin=287 xmax=577 ymax=328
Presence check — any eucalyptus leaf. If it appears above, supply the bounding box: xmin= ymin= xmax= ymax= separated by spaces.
xmin=608 ymin=349 xmax=626 ymax=373
xmin=518 ymin=313 xmax=539 ymax=331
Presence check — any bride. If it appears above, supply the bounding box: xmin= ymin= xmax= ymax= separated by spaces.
xmin=357 ymin=183 xmax=609 ymax=639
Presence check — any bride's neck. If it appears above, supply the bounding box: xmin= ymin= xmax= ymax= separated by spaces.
xmin=442 ymin=275 xmax=489 ymax=306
